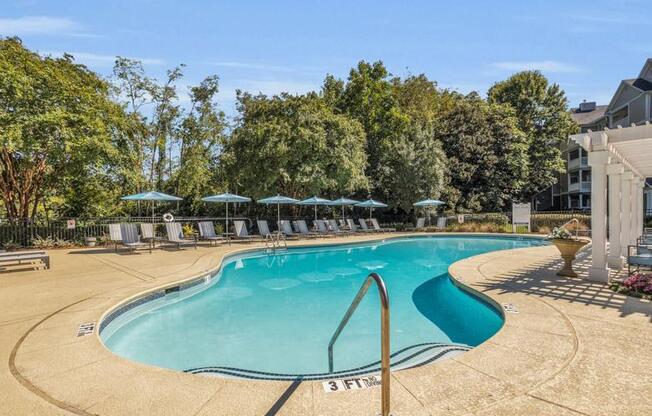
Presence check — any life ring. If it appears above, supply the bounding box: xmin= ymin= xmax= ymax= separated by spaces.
xmin=163 ymin=213 xmax=174 ymax=223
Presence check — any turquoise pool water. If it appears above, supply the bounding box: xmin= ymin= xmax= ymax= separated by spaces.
xmin=101 ymin=235 xmax=545 ymax=379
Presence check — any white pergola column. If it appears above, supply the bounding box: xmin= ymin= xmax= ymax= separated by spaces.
xmin=607 ymin=163 xmax=624 ymax=269
xmin=637 ymin=179 xmax=645 ymax=239
xmin=588 ymin=150 xmax=611 ymax=283
xmin=620 ymin=171 xmax=633 ymax=257
xmin=630 ymin=177 xmax=641 ymax=243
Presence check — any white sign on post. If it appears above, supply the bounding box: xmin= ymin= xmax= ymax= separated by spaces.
xmin=66 ymin=219 xmax=76 ymax=230
xmin=512 ymin=203 xmax=531 ymax=233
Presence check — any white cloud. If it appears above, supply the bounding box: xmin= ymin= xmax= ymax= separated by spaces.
xmin=491 ymin=60 xmax=582 ymax=73
xmin=0 ymin=16 xmax=92 ymax=37
xmin=42 ymin=50 xmax=164 ymax=67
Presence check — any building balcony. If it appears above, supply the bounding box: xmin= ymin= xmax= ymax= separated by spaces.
xmin=568 ymin=182 xmax=591 ymax=193
xmin=568 ymin=157 xmax=589 ymax=170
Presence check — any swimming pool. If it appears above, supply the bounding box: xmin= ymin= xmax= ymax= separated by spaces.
xmin=100 ymin=235 xmax=545 ymax=380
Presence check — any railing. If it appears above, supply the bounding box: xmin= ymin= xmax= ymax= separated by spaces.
xmin=561 ymin=218 xmax=580 ymax=238
xmin=264 ymin=232 xmax=287 ymax=252
xmin=328 ymin=272 xmax=390 ymax=416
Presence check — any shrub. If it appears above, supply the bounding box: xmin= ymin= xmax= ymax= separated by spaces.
xmin=31 ymin=236 xmax=75 ymax=249
xmin=2 ymin=240 xmax=22 ymax=251
xmin=182 ymin=223 xmax=196 ymax=238
xmin=610 ymin=273 xmax=652 ymax=300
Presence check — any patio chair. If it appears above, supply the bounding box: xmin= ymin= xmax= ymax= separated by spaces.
xmin=278 ymin=220 xmax=301 ymax=239
xmin=0 ymin=250 xmax=50 ymax=269
xmin=233 ymin=220 xmax=260 ymax=242
xmin=627 ymin=244 xmax=652 ymax=275
xmin=358 ymin=218 xmax=379 ymax=233
xmin=140 ymin=223 xmax=165 ymax=247
xmin=436 ymin=216 xmax=447 ymax=230
xmin=406 ymin=217 xmax=425 ymax=231
xmin=347 ymin=218 xmax=371 ymax=233
xmin=108 ymin=224 xmax=123 ymax=251
xmin=295 ymin=220 xmax=319 ymax=238
xmin=257 ymin=220 xmax=274 ymax=238
xmin=165 ymin=222 xmax=197 ymax=250
xmin=315 ymin=220 xmax=336 ymax=237
xmin=198 ymin=221 xmax=224 ymax=246
xmin=122 ymin=223 xmax=152 ymax=253
xmin=371 ymin=218 xmax=395 ymax=232
xmin=328 ymin=219 xmax=351 ymax=236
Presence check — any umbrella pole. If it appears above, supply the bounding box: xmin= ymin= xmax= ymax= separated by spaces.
xmin=277 ymin=202 xmax=280 ymax=234
xmin=226 ymin=202 xmax=229 ymax=239
xmin=314 ymin=205 xmax=317 ymax=222
xmin=342 ymin=204 xmax=345 ymax=223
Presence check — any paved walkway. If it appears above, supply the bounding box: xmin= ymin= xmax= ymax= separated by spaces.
xmin=1 ymin=234 xmax=650 ymax=415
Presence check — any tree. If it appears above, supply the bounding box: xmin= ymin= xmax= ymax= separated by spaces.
xmin=436 ymin=93 xmax=528 ymax=212
xmin=0 ymin=38 xmax=130 ymax=219
xmin=221 ymin=92 xmax=369 ymax=200
xmin=487 ymin=71 xmax=577 ymax=201
xmin=170 ymin=75 xmax=226 ymax=214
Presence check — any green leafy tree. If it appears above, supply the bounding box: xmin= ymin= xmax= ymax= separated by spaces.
xmin=487 ymin=71 xmax=577 ymax=201
xmin=221 ymin=92 xmax=369 ymax=200
xmin=437 ymin=93 xmax=528 ymax=212
xmin=170 ymin=75 xmax=226 ymax=214
xmin=0 ymin=38 xmax=130 ymax=219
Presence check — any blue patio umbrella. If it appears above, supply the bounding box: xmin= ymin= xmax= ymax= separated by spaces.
xmin=414 ymin=198 xmax=445 ymax=225
xmin=298 ymin=196 xmax=332 ymax=221
xmin=257 ymin=194 xmax=299 ymax=229
xmin=202 ymin=192 xmax=252 ymax=236
xmin=355 ymin=199 xmax=389 ymax=220
xmin=121 ymin=191 xmax=182 ymax=222
xmin=328 ymin=197 xmax=360 ymax=222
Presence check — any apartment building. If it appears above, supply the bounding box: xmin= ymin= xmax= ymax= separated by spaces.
xmin=536 ymin=58 xmax=652 ymax=211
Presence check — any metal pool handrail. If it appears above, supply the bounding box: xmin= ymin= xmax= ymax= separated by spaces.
xmin=327 ymin=272 xmax=390 ymax=416
xmin=561 ymin=218 xmax=580 ymax=238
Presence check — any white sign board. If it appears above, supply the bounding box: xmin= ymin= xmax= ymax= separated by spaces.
xmin=66 ymin=219 xmax=76 ymax=229
xmin=512 ymin=203 xmax=531 ymax=233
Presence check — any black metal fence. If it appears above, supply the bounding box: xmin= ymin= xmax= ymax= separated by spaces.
xmin=0 ymin=210 xmax=606 ymax=248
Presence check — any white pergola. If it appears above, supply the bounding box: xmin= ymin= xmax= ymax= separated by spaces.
xmin=571 ymin=122 xmax=652 ymax=283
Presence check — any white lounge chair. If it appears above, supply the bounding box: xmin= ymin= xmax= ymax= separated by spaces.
xmin=371 ymin=218 xmax=395 ymax=232
xmin=140 ymin=223 xmax=165 ymax=247
xmin=315 ymin=220 xmax=336 ymax=237
xmin=328 ymin=219 xmax=351 ymax=236
xmin=278 ymin=220 xmax=301 ymax=239
xmin=119 ymin=223 xmax=151 ymax=253
xmin=358 ymin=218 xmax=379 ymax=233
xmin=165 ymin=222 xmax=197 ymax=249
xmin=436 ymin=217 xmax=447 ymax=230
xmin=108 ymin=223 xmax=123 ymax=251
xmin=198 ymin=221 xmax=224 ymax=245
xmin=347 ymin=218 xmax=371 ymax=234
xmin=295 ymin=220 xmax=319 ymax=238
xmin=233 ymin=220 xmax=259 ymax=242
xmin=257 ymin=220 xmax=274 ymax=238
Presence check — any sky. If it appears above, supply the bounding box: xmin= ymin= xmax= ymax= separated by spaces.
xmin=2 ymin=0 xmax=650 ymax=118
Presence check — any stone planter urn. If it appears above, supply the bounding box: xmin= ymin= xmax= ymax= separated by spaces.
xmin=550 ymin=238 xmax=589 ymax=278
xmin=84 ymin=236 xmax=97 ymax=247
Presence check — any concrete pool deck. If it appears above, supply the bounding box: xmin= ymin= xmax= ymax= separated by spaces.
xmin=1 ymin=233 xmax=651 ymax=415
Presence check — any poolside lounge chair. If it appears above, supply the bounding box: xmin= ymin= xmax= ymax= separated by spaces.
xmin=140 ymin=223 xmax=165 ymax=247
xmin=0 ymin=250 xmax=50 ymax=270
xmin=198 ymin=221 xmax=225 ymax=246
xmin=627 ymin=244 xmax=652 ymax=275
xmin=257 ymin=220 xmax=274 ymax=238
xmin=347 ymin=218 xmax=372 ymax=234
xmin=108 ymin=223 xmax=123 ymax=251
xmin=119 ymin=223 xmax=152 ymax=253
xmin=315 ymin=220 xmax=336 ymax=237
xmin=371 ymin=218 xmax=395 ymax=232
xmin=295 ymin=220 xmax=319 ymax=238
xmin=328 ymin=219 xmax=351 ymax=236
xmin=406 ymin=217 xmax=426 ymax=231
xmin=233 ymin=220 xmax=260 ymax=242
xmin=436 ymin=216 xmax=447 ymax=230
xmin=278 ymin=220 xmax=301 ymax=239
xmin=165 ymin=222 xmax=197 ymax=250
xmin=358 ymin=218 xmax=379 ymax=233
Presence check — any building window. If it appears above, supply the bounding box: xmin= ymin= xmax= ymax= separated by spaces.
xmin=583 ymin=195 xmax=591 ymax=208
xmin=569 ymin=149 xmax=580 ymax=160
xmin=581 ymin=170 xmax=591 ymax=182
xmin=570 ymin=172 xmax=579 ymax=184
xmin=570 ymin=195 xmax=580 ymax=208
